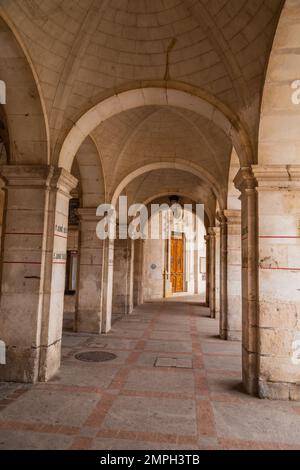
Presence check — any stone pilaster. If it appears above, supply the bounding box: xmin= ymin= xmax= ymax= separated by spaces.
xmin=223 ymin=209 xmax=242 ymax=341
xmin=0 ymin=165 xmax=77 ymax=383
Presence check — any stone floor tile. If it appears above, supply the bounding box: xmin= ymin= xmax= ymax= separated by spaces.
xmin=213 ymin=401 xmax=300 ymax=445
xmin=0 ymin=389 xmax=99 ymax=427
xmin=0 ymin=430 xmax=73 ymax=450
xmin=101 ymin=395 xmax=197 ymax=436
xmin=124 ymin=368 xmax=195 ymax=393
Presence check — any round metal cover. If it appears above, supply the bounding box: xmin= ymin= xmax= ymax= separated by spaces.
xmin=75 ymin=351 xmax=117 ymax=363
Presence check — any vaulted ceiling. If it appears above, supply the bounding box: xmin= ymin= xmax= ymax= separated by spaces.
xmin=0 ymin=0 xmax=284 ymax=206
xmin=0 ymin=0 xmax=284 ymax=151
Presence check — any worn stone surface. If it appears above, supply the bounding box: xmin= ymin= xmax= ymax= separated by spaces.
xmin=0 ymin=298 xmax=300 ymax=450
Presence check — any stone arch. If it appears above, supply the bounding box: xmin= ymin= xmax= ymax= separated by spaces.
xmin=258 ymin=0 xmax=300 ymax=166
xmin=58 ymin=83 xmax=253 ymax=173
xmin=110 ymin=161 xmax=223 ymax=209
xmin=142 ymin=192 xmax=213 ymax=228
xmin=139 ymin=193 xmax=207 ymax=302
xmin=73 ymin=136 xmax=106 ymax=207
xmin=0 ymin=15 xmax=49 ymax=164
xmin=227 ymin=148 xmax=241 ymax=211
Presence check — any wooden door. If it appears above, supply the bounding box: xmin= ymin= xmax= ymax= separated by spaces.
xmin=171 ymin=236 xmax=184 ymax=292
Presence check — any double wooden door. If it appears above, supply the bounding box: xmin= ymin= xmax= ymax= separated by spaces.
xmin=170 ymin=236 xmax=184 ymax=293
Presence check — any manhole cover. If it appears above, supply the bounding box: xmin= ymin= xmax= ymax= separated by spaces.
xmin=75 ymin=351 xmax=117 ymax=363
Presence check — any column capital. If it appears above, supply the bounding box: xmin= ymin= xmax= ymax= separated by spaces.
xmin=252 ymin=165 xmax=300 ymax=189
xmin=0 ymin=165 xmax=52 ymax=187
xmin=50 ymin=167 xmax=78 ymax=195
xmin=0 ymin=165 xmax=77 ymax=194
xmin=234 ymin=167 xmax=257 ymax=192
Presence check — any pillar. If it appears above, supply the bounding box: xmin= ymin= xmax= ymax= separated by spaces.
xmin=0 ymin=165 xmax=77 ymax=383
xmin=253 ymin=165 xmax=300 ymax=400
xmin=234 ymin=168 xmax=258 ymax=396
xmin=236 ymin=166 xmax=300 ymax=399
xmin=224 ymin=209 xmax=242 ymax=341
xmin=214 ymin=225 xmax=221 ymax=320
xmin=205 ymin=235 xmax=210 ymax=307
xmin=101 ymin=238 xmax=114 ymax=333
xmin=218 ymin=212 xmax=229 ymax=340
xmin=133 ymin=238 xmax=144 ymax=307
xmin=76 ymin=208 xmax=104 ymax=334
xmin=112 ymin=236 xmax=134 ymax=316
xmin=208 ymin=227 xmax=216 ymax=318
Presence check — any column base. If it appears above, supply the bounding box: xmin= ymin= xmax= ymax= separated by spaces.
xmin=75 ymin=310 xmax=101 ymax=334
xmin=258 ymin=380 xmax=300 ymax=401
xmin=38 ymin=340 xmax=62 ymax=382
xmin=112 ymin=296 xmax=133 ymax=315
xmin=220 ymin=328 xmax=242 ymax=341
xmin=0 ymin=341 xmax=61 ymax=383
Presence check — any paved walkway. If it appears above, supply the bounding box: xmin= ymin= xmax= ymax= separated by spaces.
xmin=1 ymin=296 xmax=300 ymax=450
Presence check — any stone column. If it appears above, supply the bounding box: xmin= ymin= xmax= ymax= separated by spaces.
xmin=76 ymin=208 xmax=104 ymax=334
xmin=234 ymin=167 xmax=259 ymax=396
xmin=101 ymin=238 xmax=114 ymax=333
xmin=218 ymin=212 xmax=228 ymax=340
xmin=214 ymin=225 xmax=221 ymax=320
xmin=112 ymin=236 xmax=134 ymax=316
xmin=133 ymin=238 xmax=144 ymax=307
xmin=208 ymin=228 xmax=216 ymax=318
xmin=205 ymin=236 xmax=210 ymax=307
xmin=0 ymin=165 xmax=77 ymax=383
xmin=253 ymin=165 xmax=300 ymax=400
xmin=224 ymin=209 xmax=242 ymax=341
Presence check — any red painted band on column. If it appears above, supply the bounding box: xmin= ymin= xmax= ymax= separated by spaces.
xmin=259 ymin=236 xmax=300 ymax=239
xmin=260 ymin=266 xmax=300 ymax=271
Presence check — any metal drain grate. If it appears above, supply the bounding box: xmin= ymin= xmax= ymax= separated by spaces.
xmin=75 ymin=351 xmax=117 ymax=363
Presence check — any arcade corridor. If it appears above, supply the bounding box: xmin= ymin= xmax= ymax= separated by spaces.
xmin=0 ymin=297 xmax=300 ymax=450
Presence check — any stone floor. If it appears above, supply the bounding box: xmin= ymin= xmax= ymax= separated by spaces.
xmin=1 ymin=295 xmax=300 ymax=450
